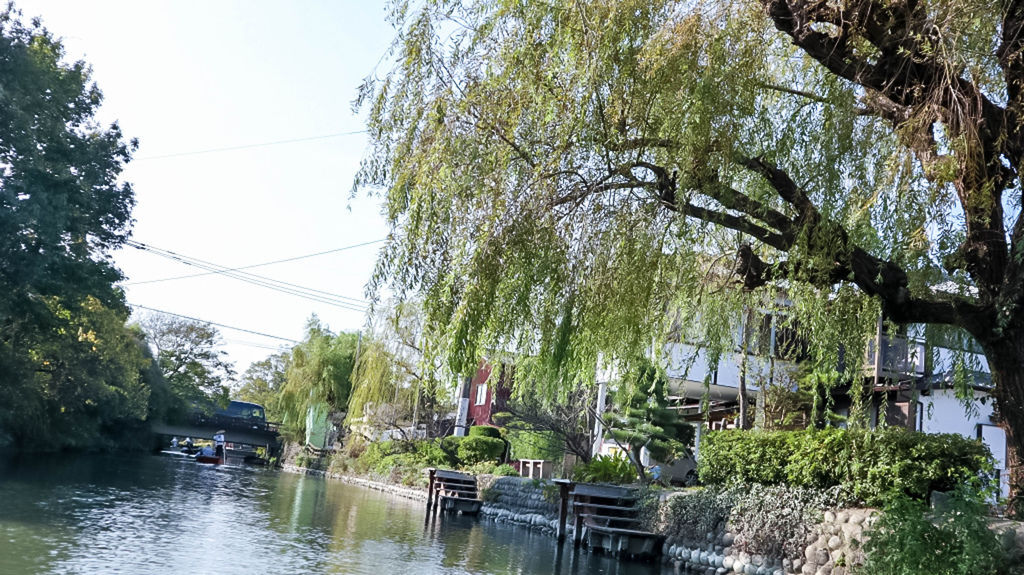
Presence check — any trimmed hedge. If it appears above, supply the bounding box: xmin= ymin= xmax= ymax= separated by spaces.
xmin=468 ymin=425 xmax=502 ymax=438
xmin=698 ymin=428 xmax=993 ymax=505
xmin=457 ymin=436 xmax=506 ymax=465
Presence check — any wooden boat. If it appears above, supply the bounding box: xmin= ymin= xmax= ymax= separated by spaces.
xmin=194 ymin=453 xmax=224 ymax=465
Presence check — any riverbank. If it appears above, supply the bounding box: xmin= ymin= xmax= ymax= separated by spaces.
xmin=281 ymin=462 xmax=428 ymax=502
xmin=281 ymin=458 xmax=1024 ymax=575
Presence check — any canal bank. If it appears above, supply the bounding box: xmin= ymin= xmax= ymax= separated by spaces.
xmin=282 ymin=457 xmax=1024 ymax=575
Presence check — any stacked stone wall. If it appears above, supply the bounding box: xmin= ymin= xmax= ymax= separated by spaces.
xmin=662 ymin=507 xmax=875 ymax=575
xmin=478 ymin=476 xmax=562 ymax=534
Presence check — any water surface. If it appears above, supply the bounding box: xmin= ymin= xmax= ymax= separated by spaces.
xmin=0 ymin=454 xmax=667 ymax=575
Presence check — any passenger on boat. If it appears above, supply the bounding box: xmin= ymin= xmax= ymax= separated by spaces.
xmin=213 ymin=431 xmax=226 ymax=458
xmin=171 ymin=437 xmax=179 ymax=448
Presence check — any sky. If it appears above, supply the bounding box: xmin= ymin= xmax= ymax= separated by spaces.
xmin=15 ymin=1 xmax=397 ymax=374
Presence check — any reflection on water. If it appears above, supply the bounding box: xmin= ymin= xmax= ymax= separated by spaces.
xmin=0 ymin=454 xmax=668 ymax=575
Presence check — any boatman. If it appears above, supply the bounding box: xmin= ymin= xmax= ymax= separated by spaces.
xmin=213 ymin=430 xmax=226 ymax=459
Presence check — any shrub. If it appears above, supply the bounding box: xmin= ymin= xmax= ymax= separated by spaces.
xmin=354 ymin=439 xmax=456 ymax=483
xmin=858 ymin=485 xmax=1008 ymax=575
xmin=341 ymin=435 xmax=368 ymax=459
xmin=659 ymin=484 xmax=849 ymax=560
xmin=699 ymin=428 xmax=993 ymax=505
xmin=468 ymin=425 xmax=501 ymax=438
xmin=660 ymin=488 xmax=735 ymax=545
xmin=464 ymin=461 xmax=518 ymax=476
xmin=507 ymin=430 xmax=564 ymax=461
xmin=698 ymin=429 xmax=791 ymax=485
xmin=440 ymin=435 xmax=463 ymax=459
xmin=492 ymin=463 xmax=518 ymax=476
xmin=456 ymin=436 xmax=505 ymax=465
xmin=572 ymin=452 xmax=638 ymax=484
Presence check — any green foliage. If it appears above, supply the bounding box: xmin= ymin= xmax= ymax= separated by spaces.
xmin=572 ymin=452 xmax=638 ymax=484
xmin=346 ymin=300 xmax=453 ymax=438
xmin=659 ymin=484 xmax=847 ymax=559
xmin=355 ymin=439 xmax=455 ymax=485
xmin=492 ymin=463 xmax=518 ymax=476
xmin=660 ymin=488 xmax=735 ymax=545
xmin=456 ymin=436 xmax=505 ymax=466
xmin=464 ymin=461 xmax=518 ymax=476
xmin=141 ymin=313 xmax=234 ymax=414
xmin=605 ymin=361 xmax=694 ymax=471
xmin=468 ymin=425 xmax=501 ymax=438
xmin=0 ymin=7 xmax=152 ymax=451
xmin=507 ymin=430 xmax=564 ymax=461
xmin=359 ymin=0 xmax=1024 ymax=508
xmin=235 ymin=353 xmax=287 ymax=421
xmin=277 ymin=317 xmax=359 ymax=436
xmin=859 ymin=485 xmax=1009 ymax=575
xmin=699 ymin=429 xmax=993 ymax=506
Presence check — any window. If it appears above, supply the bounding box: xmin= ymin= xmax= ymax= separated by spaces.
xmin=475 ymin=383 xmax=488 ymax=406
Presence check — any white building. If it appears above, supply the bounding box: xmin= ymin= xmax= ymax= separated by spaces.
xmin=656 ymin=314 xmax=1010 ymax=498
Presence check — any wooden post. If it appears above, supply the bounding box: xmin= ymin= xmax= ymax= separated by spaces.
xmin=426 ymin=468 xmax=436 ymax=514
xmin=554 ymin=479 xmax=572 ymax=542
xmin=573 ymin=511 xmax=584 ymax=545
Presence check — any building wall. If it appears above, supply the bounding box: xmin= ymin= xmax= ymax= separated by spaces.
xmin=664 ymin=342 xmax=800 ymax=395
xmin=919 ymin=388 xmax=1009 ymax=498
xmin=467 ymin=363 xmax=494 ymax=425
xmin=467 ymin=362 xmax=511 ymax=427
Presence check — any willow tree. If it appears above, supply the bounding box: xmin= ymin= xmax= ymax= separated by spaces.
xmin=357 ymin=0 xmax=1024 ymax=504
xmin=276 ymin=318 xmax=358 ymax=435
xmin=347 ymin=300 xmax=453 ymax=437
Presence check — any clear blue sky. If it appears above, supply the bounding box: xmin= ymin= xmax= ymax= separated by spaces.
xmin=16 ymin=1 xmax=395 ymax=372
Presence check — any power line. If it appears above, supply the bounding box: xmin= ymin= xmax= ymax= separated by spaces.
xmin=224 ymin=338 xmax=292 ymax=352
xmin=134 ymin=129 xmax=368 ymax=161
xmin=124 ymin=240 xmax=370 ymax=312
xmin=125 ymin=238 xmax=386 ymax=286
xmin=130 ymin=304 xmax=300 ymax=343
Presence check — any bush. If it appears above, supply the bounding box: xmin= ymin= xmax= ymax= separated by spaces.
xmin=659 ymin=484 xmax=849 ymax=560
xmin=468 ymin=425 xmax=501 ymax=438
xmin=492 ymin=463 xmax=518 ymax=476
xmin=507 ymin=430 xmax=564 ymax=461
xmin=456 ymin=436 xmax=505 ymax=465
xmin=698 ymin=428 xmax=993 ymax=505
xmin=572 ymin=452 xmax=638 ymax=484
xmin=858 ymin=485 xmax=1009 ymax=575
xmin=354 ymin=439 xmax=456 ymax=485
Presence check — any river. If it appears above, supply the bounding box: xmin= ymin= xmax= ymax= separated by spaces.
xmin=0 ymin=454 xmax=668 ymax=575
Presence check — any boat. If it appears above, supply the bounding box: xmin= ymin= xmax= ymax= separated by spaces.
xmin=195 ymin=453 xmax=224 ymax=465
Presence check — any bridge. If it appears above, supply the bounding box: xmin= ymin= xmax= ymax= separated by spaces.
xmin=151 ymin=414 xmax=281 ymax=454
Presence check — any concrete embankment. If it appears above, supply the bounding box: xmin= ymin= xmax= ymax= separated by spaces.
xmin=281 ymin=463 xmax=427 ymax=502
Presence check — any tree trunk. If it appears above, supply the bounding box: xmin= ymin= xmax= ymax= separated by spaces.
xmin=983 ymin=340 xmax=1024 ymax=517
xmin=738 ymin=310 xmax=752 ymax=429
xmin=630 ymin=444 xmax=648 ymax=484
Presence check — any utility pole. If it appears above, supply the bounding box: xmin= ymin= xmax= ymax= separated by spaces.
xmin=453 ymin=375 xmax=471 ymax=436
xmin=591 ymin=377 xmax=608 ymax=457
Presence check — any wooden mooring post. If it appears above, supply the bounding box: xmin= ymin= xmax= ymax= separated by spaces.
xmin=553 ymin=478 xmax=573 ymax=542
xmin=426 ymin=468 xmax=436 ymax=515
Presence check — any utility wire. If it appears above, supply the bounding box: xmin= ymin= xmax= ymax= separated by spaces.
xmin=125 ymin=238 xmax=386 ymax=286
xmin=134 ymin=129 xmax=368 ymax=161
xmin=125 ymin=240 xmax=369 ymax=312
xmin=130 ymin=304 xmax=299 ymax=343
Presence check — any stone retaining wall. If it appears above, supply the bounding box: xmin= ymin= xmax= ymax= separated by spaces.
xmin=478 ymin=476 xmax=563 ymax=535
xmin=662 ymin=507 xmax=876 ymax=575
